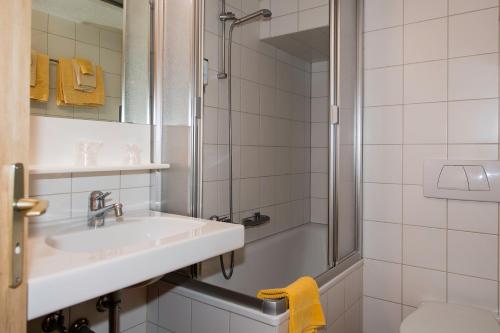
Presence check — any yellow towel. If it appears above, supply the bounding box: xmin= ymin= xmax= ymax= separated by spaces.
xmin=30 ymin=51 xmax=37 ymax=87
xmin=72 ymin=60 xmax=96 ymax=91
xmin=30 ymin=52 xmax=49 ymax=102
xmin=76 ymin=58 xmax=95 ymax=75
xmin=57 ymin=58 xmax=105 ymax=107
xmin=257 ymin=277 xmax=326 ymax=333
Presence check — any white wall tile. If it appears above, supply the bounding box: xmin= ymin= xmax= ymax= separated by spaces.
xmin=403 ymin=185 xmax=447 ymax=228
xmin=311 ymin=198 xmax=328 ymax=223
xmin=364 ymin=220 xmax=402 ymax=262
xmin=448 ymin=144 xmax=499 ymax=160
xmin=48 ymin=15 xmax=75 ymax=39
xmin=270 ymin=13 xmax=298 ymax=37
xmin=345 ymin=267 xmax=364 ymax=308
xmin=363 ymin=297 xmax=401 ymax=333
xmin=158 ymin=287 xmax=191 ymax=333
xmin=403 ymin=145 xmax=447 ymax=185
xmin=363 ymin=183 xmax=402 ymax=223
xmin=121 ymin=288 xmax=148 ymax=331
xmin=404 ymin=19 xmax=447 ymax=64
xmin=364 ymin=259 xmax=402 ymax=303
xmin=363 ymin=145 xmax=403 ymax=183
xmin=229 ymin=313 xmax=275 ymax=333
xmin=76 ymin=23 xmax=99 ymax=46
xmin=449 ymin=8 xmax=499 ymax=58
xmin=404 ymin=61 xmax=447 ymax=104
xmin=327 ymin=280 xmax=345 ymax=324
xmin=403 ymin=225 xmax=447 ymax=270
xmin=311 ymin=71 xmax=329 ymax=98
xmin=100 ymin=29 xmax=122 ymax=52
xmin=364 ymin=67 xmax=403 ymax=106
xmin=448 ymin=54 xmax=499 ymax=100
xmin=120 ymin=187 xmax=150 ymax=211
xmin=448 ymin=230 xmax=498 ymax=280
xmin=271 ymin=0 xmax=298 ymax=16
xmin=120 ymin=171 xmax=150 ymax=189
xmin=364 ymin=0 xmax=403 ymax=31
xmin=299 ymin=6 xmax=329 ymax=31
xmin=448 ymin=200 xmax=498 ymax=234
xmin=72 ymin=172 xmax=120 ymax=192
xmin=402 ymin=265 xmax=446 ymax=307
xmin=364 ymin=27 xmax=403 ymax=69
xmin=311 ymin=173 xmax=328 ymax=198
xmin=192 ymin=301 xmax=230 ymax=333
xmin=448 ymin=0 xmax=499 ymax=15
xmin=48 ymin=34 xmax=75 ymax=59
xmin=30 ymin=173 xmax=71 ymax=196
xmin=448 ymin=99 xmax=498 ymax=144
xmin=32 ymin=193 xmax=71 ymax=224
xmin=364 ymin=106 xmax=403 ymax=144
xmin=403 ymin=102 xmax=447 ymax=144
xmin=448 ymin=274 xmax=498 ymax=312
xmin=240 ymin=146 xmax=260 ymax=178
xmin=32 ymin=10 xmax=48 ymax=31
xmin=403 ymin=0 xmax=447 ymax=23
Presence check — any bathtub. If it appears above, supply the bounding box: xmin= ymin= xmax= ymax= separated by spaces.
xmin=149 ymin=223 xmax=363 ymax=332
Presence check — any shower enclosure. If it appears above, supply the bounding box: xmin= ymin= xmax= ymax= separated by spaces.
xmin=152 ymin=0 xmax=363 ymax=319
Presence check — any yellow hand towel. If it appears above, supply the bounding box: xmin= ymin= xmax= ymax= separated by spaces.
xmin=30 ymin=51 xmax=37 ymax=87
xmin=30 ymin=53 xmax=49 ymax=102
xmin=257 ymin=277 xmax=326 ymax=333
xmin=57 ymin=58 xmax=105 ymax=107
xmin=77 ymin=58 xmax=95 ymax=75
xmin=72 ymin=60 xmax=96 ymax=91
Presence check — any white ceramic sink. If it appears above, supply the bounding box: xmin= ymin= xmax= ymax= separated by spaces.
xmin=46 ymin=217 xmax=205 ymax=252
xmin=28 ymin=211 xmax=244 ymax=320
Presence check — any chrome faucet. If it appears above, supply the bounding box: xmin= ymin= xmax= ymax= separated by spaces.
xmin=88 ymin=191 xmax=123 ymax=227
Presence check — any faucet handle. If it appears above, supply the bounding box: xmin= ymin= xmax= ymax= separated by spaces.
xmin=95 ymin=191 xmax=111 ymax=201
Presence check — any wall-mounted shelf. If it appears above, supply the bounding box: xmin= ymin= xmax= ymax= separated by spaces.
xmin=29 ymin=163 xmax=170 ymax=175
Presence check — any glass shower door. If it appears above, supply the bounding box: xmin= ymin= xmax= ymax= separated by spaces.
xmin=329 ymin=0 xmax=361 ymax=266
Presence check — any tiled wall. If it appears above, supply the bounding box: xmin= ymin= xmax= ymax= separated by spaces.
xmin=362 ymin=0 xmax=500 ymax=332
xmin=30 ymin=171 xmax=150 ymax=224
xmin=310 ymin=60 xmax=329 ymax=224
xmin=203 ymin=0 xmax=312 ymax=242
xmin=146 ymin=263 xmax=363 ymax=333
xmin=30 ymin=10 xmax=122 ymax=121
xmin=259 ymin=0 xmax=329 ymax=38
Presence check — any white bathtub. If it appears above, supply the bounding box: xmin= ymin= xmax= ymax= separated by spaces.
xmin=200 ymin=223 xmax=328 ymax=296
xmin=152 ymin=223 xmax=363 ymax=332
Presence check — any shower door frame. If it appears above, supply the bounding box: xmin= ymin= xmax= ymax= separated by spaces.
xmin=327 ymin=0 xmax=364 ymax=268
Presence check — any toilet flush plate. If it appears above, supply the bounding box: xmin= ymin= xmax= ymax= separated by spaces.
xmin=424 ymin=160 xmax=500 ymax=202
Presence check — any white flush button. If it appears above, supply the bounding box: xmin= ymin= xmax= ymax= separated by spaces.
xmin=437 ymin=165 xmax=469 ymax=190
xmin=464 ymin=166 xmax=490 ymax=191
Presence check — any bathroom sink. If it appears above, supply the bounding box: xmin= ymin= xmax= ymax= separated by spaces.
xmin=46 ymin=217 xmax=206 ymax=252
xmin=27 ymin=211 xmax=244 ymax=320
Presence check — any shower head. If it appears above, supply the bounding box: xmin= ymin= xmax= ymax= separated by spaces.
xmin=233 ymin=9 xmax=272 ymax=26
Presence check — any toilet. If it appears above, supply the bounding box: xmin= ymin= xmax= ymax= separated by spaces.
xmin=400 ymin=302 xmax=499 ymax=333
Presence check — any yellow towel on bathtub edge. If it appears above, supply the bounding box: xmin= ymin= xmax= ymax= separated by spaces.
xmin=257 ymin=276 xmax=326 ymax=333
xmin=57 ymin=58 xmax=105 ymax=107
xmin=30 ymin=52 xmax=49 ymax=102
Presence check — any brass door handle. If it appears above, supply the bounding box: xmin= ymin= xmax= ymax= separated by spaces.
xmin=14 ymin=198 xmax=49 ymax=217
xmin=8 ymin=163 xmax=49 ymax=288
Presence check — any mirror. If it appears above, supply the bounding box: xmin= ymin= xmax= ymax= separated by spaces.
xmin=30 ymin=0 xmax=151 ymax=124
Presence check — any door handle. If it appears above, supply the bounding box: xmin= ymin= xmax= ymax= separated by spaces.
xmin=14 ymin=198 xmax=48 ymax=217
xmin=8 ymin=163 xmax=48 ymax=288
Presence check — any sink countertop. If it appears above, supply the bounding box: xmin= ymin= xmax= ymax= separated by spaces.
xmin=27 ymin=210 xmax=244 ymax=319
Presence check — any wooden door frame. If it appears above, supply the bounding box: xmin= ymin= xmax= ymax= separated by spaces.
xmin=0 ymin=0 xmax=31 ymax=332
